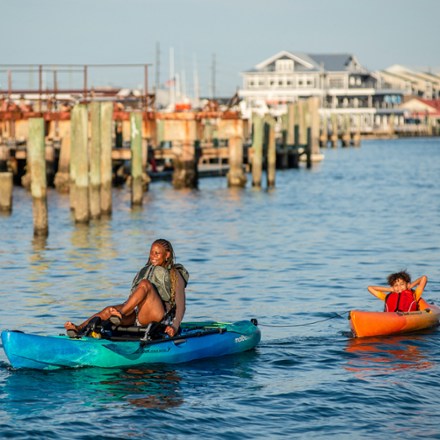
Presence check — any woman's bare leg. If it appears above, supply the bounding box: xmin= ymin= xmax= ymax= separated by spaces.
xmin=64 ymin=279 xmax=164 ymax=333
xmin=64 ymin=304 xmax=127 ymax=333
xmin=121 ymin=280 xmax=165 ymax=326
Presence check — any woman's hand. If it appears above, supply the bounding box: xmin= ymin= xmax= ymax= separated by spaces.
xmin=165 ymin=325 xmax=177 ymax=337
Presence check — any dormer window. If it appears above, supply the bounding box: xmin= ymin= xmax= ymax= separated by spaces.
xmin=275 ymin=59 xmax=294 ymax=72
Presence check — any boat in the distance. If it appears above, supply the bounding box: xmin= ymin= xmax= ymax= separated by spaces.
xmin=1 ymin=319 xmax=261 ymax=370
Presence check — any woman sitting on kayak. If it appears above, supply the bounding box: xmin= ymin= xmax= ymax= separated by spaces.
xmin=64 ymin=239 xmax=189 ymax=338
xmin=368 ymin=271 xmax=427 ymax=312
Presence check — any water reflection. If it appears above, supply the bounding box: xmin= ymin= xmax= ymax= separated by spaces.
xmin=1 ymin=365 xmax=184 ymax=413
xmin=344 ymin=334 xmax=433 ymax=377
xmin=106 ymin=367 xmax=184 ymax=409
xmin=31 ymin=235 xmax=48 ymax=252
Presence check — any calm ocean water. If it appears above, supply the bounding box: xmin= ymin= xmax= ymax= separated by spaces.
xmin=1 ymin=137 xmax=440 ymax=439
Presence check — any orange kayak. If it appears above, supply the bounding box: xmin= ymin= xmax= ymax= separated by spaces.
xmin=349 ymin=299 xmax=440 ymax=338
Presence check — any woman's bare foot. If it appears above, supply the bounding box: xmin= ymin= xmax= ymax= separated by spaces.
xmin=64 ymin=321 xmax=80 ymax=331
xmin=64 ymin=321 xmax=82 ymax=337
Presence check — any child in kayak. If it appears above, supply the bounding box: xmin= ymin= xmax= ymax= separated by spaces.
xmin=368 ymin=271 xmax=427 ymax=312
xmin=64 ymin=239 xmax=189 ymax=337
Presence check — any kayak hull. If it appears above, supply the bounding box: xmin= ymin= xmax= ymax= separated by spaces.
xmin=1 ymin=320 xmax=261 ymax=370
xmin=349 ymin=299 xmax=440 ymax=338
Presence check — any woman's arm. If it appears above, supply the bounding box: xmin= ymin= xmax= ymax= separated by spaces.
xmin=367 ymin=285 xmax=391 ymax=301
xmin=411 ymin=275 xmax=428 ymax=300
xmin=165 ymin=272 xmax=186 ymax=337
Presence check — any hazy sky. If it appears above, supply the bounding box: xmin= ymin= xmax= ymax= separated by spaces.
xmin=2 ymin=0 xmax=439 ymax=98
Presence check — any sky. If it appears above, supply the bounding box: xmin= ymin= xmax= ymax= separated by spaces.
xmin=1 ymin=0 xmax=440 ymax=99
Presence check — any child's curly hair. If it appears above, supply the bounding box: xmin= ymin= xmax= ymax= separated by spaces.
xmin=387 ymin=270 xmax=411 ymax=286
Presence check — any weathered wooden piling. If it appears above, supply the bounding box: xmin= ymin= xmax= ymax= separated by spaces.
xmin=279 ymin=113 xmax=289 ymax=169
xmin=298 ymin=100 xmax=308 ymax=147
xmin=308 ymin=97 xmax=321 ymax=158
xmin=265 ymin=115 xmax=276 ymax=188
xmin=89 ymin=102 xmax=101 ymax=218
xmin=251 ymin=114 xmax=263 ymax=187
xmin=130 ymin=111 xmax=143 ymax=206
xmin=0 ymin=172 xmax=13 ymax=212
xmin=165 ymin=116 xmax=198 ymax=189
xmin=351 ymin=115 xmax=361 ymax=147
xmin=156 ymin=119 xmax=165 ymax=147
xmin=72 ymin=104 xmax=89 ymax=223
xmin=100 ymin=102 xmax=113 ymax=215
xmin=320 ymin=114 xmax=329 ymax=147
xmin=54 ymin=120 xmax=71 ymax=192
xmin=69 ymin=106 xmax=78 ymax=210
xmin=28 ymin=118 xmax=48 ymax=236
xmin=220 ymin=118 xmax=246 ymax=188
xmin=305 ymin=127 xmax=312 ymax=169
xmin=288 ymin=101 xmax=301 ymax=167
xmin=330 ymin=114 xmax=338 ymax=148
xmin=341 ymin=116 xmax=351 ymax=147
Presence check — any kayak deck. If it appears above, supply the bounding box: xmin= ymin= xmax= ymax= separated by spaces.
xmin=1 ymin=320 xmax=261 ymax=370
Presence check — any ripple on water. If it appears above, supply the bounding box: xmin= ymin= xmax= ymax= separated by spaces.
xmin=1 ymin=139 xmax=440 ymax=438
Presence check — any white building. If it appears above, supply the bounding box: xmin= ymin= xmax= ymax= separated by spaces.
xmin=238 ymin=51 xmax=406 ymax=131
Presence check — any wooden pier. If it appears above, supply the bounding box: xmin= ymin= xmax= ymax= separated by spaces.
xmin=0 ymin=98 xmax=323 ymax=192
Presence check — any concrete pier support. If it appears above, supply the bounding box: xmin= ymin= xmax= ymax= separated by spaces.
xmin=0 ymin=172 xmax=13 ymax=212
xmin=251 ymin=113 xmax=263 ymax=188
xmin=100 ymin=102 xmax=113 ymax=216
xmin=130 ymin=111 xmax=143 ymax=206
xmin=28 ymin=118 xmax=48 ymax=236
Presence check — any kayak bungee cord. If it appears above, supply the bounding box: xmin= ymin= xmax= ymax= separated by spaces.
xmin=258 ymin=311 xmax=350 ymax=328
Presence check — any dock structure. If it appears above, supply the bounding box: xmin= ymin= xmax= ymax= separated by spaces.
xmin=0 ymin=63 xmax=327 ymax=198
xmin=0 ymin=97 xmax=328 ymax=192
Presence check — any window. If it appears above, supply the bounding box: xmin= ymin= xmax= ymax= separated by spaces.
xmin=329 ymin=77 xmax=344 ymax=88
xmin=275 ymin=59 xmax=294 ymax=72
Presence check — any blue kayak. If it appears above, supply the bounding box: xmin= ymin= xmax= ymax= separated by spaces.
xmin=1 ymin=320 xmax=261 ymax=370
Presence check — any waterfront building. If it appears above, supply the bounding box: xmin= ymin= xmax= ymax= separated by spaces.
xmin=376 ymin=65 xmax=440 ymax=100
xmin=238 ymin=51 xmax=437 ymax=133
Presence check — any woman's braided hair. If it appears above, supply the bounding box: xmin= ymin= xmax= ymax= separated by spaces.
xmin=152 ymin=239 xmax=178 ymax=305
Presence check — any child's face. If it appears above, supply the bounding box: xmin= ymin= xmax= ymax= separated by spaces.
xmin=391 ymin=278 xmax=410 ymax=293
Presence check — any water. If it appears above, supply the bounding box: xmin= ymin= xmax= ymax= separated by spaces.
xmin=1 ymin=137 xmax=440 ymax=439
